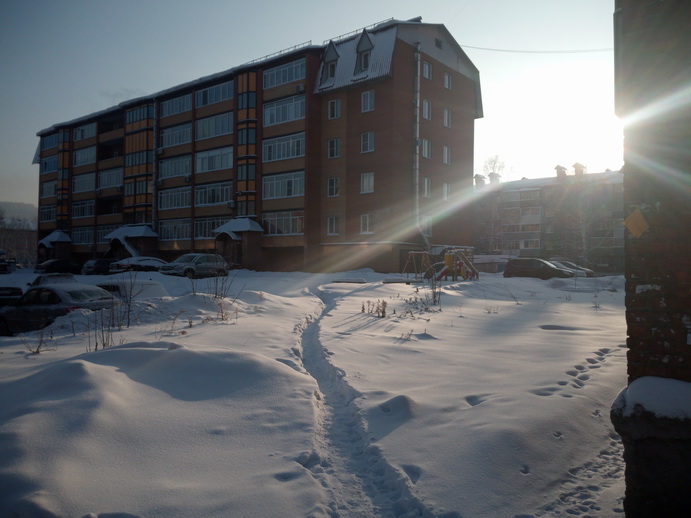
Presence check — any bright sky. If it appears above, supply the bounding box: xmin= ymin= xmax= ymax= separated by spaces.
xmin=0 ymin=0 xmax=622 ymax=208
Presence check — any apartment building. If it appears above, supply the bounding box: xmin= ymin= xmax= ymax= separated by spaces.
xmin=34 ymin=17 xmax=482 ymax=272
xmin=474 ymin=169 xmax=625 ymax=272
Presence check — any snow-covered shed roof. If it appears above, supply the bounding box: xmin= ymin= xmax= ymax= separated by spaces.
xmin=38 ymin=230 xmax=72 ymax=248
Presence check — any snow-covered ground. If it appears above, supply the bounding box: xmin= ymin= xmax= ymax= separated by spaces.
xmin=0 ymin=268 xmax=628 ymax=517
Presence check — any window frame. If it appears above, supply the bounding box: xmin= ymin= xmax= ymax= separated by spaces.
xmin=361 ymin=90 xmax=375 ymax=112
xmin=360 ymin=172 xmax=374 ymax=194
xmin=360 ymin=131 xmax=374 ymax=153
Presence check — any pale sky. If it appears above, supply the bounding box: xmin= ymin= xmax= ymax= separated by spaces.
xmin=0 ymin=0 xmax=622 ymax=208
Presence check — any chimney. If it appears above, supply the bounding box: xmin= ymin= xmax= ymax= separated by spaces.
xmin=474 ymin=174 xmax=486 ymax=187
xmin=573 ymin=162 xmax=586 ymax=176
xmin=555 ymin=165 xmax=567 ymax=179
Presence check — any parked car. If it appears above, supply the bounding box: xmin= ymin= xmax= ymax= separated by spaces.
xmin=96 ymin=280 xmax=169 ymax=300
xmin=81 ymin=258 xmax=117 ymax=275
xmin=109 ymin=257 xmax=168 ymax=273
xmin=503 ymin=258 xmax=575 ymax=280
xmin=27 ymin=273 xmax=77 ymax=287
xmin=551 ymin=260 xmax=594 ymax=278
xmin=34 ymin=259 xmax=82 ymax=275
xmin=0 ymin=286 xmax=23 ymax=306
xmin=0 ymin=283 xmax=121 ymax=336
xmin=159 ymin=253 xmax=229 ymax=278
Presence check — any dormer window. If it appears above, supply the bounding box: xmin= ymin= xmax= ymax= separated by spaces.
xmin=321 ymin=41 xmax=340 ymax=84
xmin=355 ymin=30 xmax=374 ymax=75
xmin=327 ymin=61 xmax=337 ymax=79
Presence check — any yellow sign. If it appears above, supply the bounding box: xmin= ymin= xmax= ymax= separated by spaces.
xmin=623 ymin=207 xmax=649 ymax=238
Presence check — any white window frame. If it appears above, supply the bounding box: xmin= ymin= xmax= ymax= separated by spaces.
xmin=73 ymin=146 xmax=96 ymax=166
xmin=263 ymin=95 xmax=305 ymax=126
xmin=360 ymin=132 xmax=374 ymax=153
xmin=443 ymin=145 xmax=451 ymax=165
xmin=159 ymin=155 xmax=192 ymax=179
xmin=72 ymin=200 xmax=95 ymax=219
xmin=422 ymin=177 xmax=431 ymax=198
xmin=328 ymin=99 xmax=341 ymax=119
xmin=422 ymin=61 xmax=432 ymax=79
xmin=161 ymin=123 xmax=192 ymax=148
xmin=40 ymin=180 xmax=57 ymax=198
xmin=196 ymin=81 xmax=233 ymax=107
xmin=73 ymin=172 xmax=96 ymax=193
xmin=71 ymin=226 xmax=93 ymax=245
xmin=444 ymin=108 xmax=452 ymax=128
xmin=262 ymin=133 xmax=305 ymax=162
xmin=196 ymin=147 xmax=233 ymax=173
xmin=98 ymin=167 xmax=123 ymax=189
xmin=195 ymin=182 xmax=233 ymax=206
xmin=41 ymin=156 xmax=58 ymax=174
xmin=262 ymin=210 xmax=304 ymax=235
xmin=158 ymin=186 xmax=192 ymax=210
xmin=360 ymin=214 xmax=373 ymax=234
xmin=263 ymin=171 xmax=305 ymax=200
xmin=444 ymin=72 xmax=452 ymax=90
xmin=161 ymin=94 xmax=192 ymax=117
xmin=443 ymin=182 xmax=451 ymax=201
xmin=328 ymin=138 xmax=340 ymax=159
xmin=195 ymin=216 xmax=231 ymax=239
xmin=327 ymin=177 xmax=340 ymax=197
xmin=263 ymin=58 xmax=306 ymax=89
xmin=327 ymin=215 xmax=340 ymax=236
xmin=360 ymin=172 xmax=374 ymax=193
xmin=196 ymin=112 xmax=233 ymax=140
xmin=159 ymin=219 xmax=191 ymax=241
xmin=39 ymin=205 xmax=56 ymax=222
xmin=73 ymin=122 xmax=96 ymax=141
xmin=422 ymin=99 xmax=432 ymax=120
xmin=361 ymin=90 xmax=375 ymax=112
xmin=422 ymin=139 xmax=432 ymax=159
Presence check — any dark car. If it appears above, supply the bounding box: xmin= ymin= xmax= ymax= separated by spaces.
xmin=0 ymin=283 xmax=121 ymax=336
xmin=159 ymin=253 xmax=229 ymax=278
xmin=34 ymin=259 xmax=82 ymax=275
xmin=81 ymin=258 xmax=117 ymax=275
xmin=503 ymin=258 xmax=575 ymax=280
xmin=0 ymin=286 xmax=23 ymax=306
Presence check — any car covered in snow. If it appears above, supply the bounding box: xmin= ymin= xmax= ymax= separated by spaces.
xmin=0 ymin=283 xmax=121 ymax=336
xmin=503 ymin=258 xmax=575 ymax=280
xmin=109 ymin=257 xmax=168 ymax=273
xmin=159 ymin=253 xmax=229 ymax=278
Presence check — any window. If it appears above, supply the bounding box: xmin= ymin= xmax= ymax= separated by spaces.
xmin=326 ymin=61 xmax=337 ymax=79
xmin=124 ymin=179 xmax=150 ymax=196
xmin=159 ymin=219 xmax=191 ymax=241
xmin=327 ymin=216 xmax=340 ymax=235
xmin=196 ymin=112 xmax=233 ymax=140
xmin=521 ymin=224 xmax=541 ymax=232
xmin=327 ymin=177 xmax=340 ymax=197
xmin=238 ymin=164 xmax=256 ymax=181
xmin=420 ymin=216 xmax=432 ymax=237
xmin=40 ymin=180 xmax=57 ymax=198
xmin=73 ymin=146 xmax=96 ymax=166
xmin=328 ymin=99 xmax=341 ymax=119
xmin=263 ymin=96 xmax=305 ymax=126
xmin=72 ymin=200 xmax=95 ymax=218
xmin=423 ymin=99 xmax=432 ymax=120
xmin=71 ymin=226 xmax=93 ymax=245
xmin=196 ymin=81 xmax=233 ymax=107
xmin=73 ymin=123 xmax=96 ymax=141
xmin=444 ymin=72 xmax=452 ymax=90
xmin=196 ymin=147 xmax=233 ymax=173
xmin=195 ymin=182 xmax=232 ymax=206
xmin=521 ymin=207 xmax=541 ymax=216
xmin=422 ymin=61 xmax=432 ymax=79
xmin=361 ymin=90 xmax=375 ymax=112
xmin=73 ymin=172 xmax=95 ymax=193
xmin=360 ymin=214 xmax=373 ymax=234
xmin=443 ymin=182 xmax=451 ymax=201
xmin=158 ymin=186 xmax=191 ymax=210
xmin=328 ymin=138 xmax=340 ymax=158
xmin=360 ymin=172 xmax=374 ymax=193
xmin=98 ymin=168 xmax=123 ymax=189
xmin=238 ymin=92 xmax=257 ymax=110
xmin=96 ymin=225 xmax=119 ymax=243
xmin=263 ymin=58 xmax=306 ymax=89
xmin=39 ymin=205 xmax=56 ymax=222
xmin=160 ymin=123 xmax=192 ymax=148
xmin=263 ymin=171 xmax=305 ymax=199
xmin=443 ymin=145 xmax=451 ymax=165
xmin=359 ymin=51 xmax=371 ymax=71
xmin=41 ymin=156 xmax=58 ymax=174
xmin=262 ymin=210 xmax=304 ymax=235
xmin=521 ymin=239 xmax=541 ymax=249
xmin=360 ymin=132 xmax=374 ymax=153
xmin=263 ymin=133 xmax=305 ymax=162
xmin=125 ymin=150 xmax=153 ymax=167
xmin=161 ymin=94 xmax=192 ymax=117
xmin=443 ymin=108 xmax=452 ymax=128
xmin=236 ymin=200 xmax=255 ymax=216
xmin=159 ymin=155 xmax=192 ymax=179
xmin=195 ymin=216 xmax=231 ymax=239
xmin=42 ymin=133 xmax=59 ymax=150
xmin=238 ymin=128 xmax=256 ymax=145
xmin=422 ymin=177 xmax=431 ymax=197
xmin=422 ymin=139 xmax=432 ymax=159
xmin=126 ymin=105 xmax=154 ymax=124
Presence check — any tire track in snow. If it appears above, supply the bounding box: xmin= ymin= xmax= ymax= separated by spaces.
xmin=294 ymin=288 xmax=434 ymax=518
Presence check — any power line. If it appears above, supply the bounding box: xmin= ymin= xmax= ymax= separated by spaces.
xmin=460 ymin=44 xmax=613 ymax=54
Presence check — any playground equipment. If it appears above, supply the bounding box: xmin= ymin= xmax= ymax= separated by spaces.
xmin=401 ymin=247 xmax=478 ymax=283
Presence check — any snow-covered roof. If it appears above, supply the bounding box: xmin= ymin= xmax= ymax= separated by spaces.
xmin=38 ymin=230 xmax=72 ymax=248
xmin=478 ymin=170 xmax=623 ymax=192
xmin=213 ymin=218 xmax=264 ymax=237
xmin=104 ymin=225 xmax=158 ymax=240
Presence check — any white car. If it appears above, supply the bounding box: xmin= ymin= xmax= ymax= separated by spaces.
xmin=109 ymin=257 xmax=168 ymax=273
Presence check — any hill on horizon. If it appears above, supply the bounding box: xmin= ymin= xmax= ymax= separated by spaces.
xmin=0 ymin=201 xmax=37 ymax=221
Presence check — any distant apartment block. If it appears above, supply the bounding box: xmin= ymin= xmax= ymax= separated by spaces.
xmin=34 ymin=17 xmax=483 ymax=272
xmin=474 ymin=169 xmax=624 ymax=272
